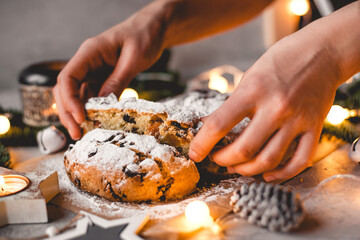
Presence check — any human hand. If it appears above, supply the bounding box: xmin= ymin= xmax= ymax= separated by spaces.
xmin=53 ymin=2 xmax=168 ymax=140
xmin=189 ymin=28 xmax=344 ymax=182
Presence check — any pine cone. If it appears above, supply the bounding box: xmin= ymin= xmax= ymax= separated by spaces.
xmin=230 ymin=182 xmax=304 ymax=232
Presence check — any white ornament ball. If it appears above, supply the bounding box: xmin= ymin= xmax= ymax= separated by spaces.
xmin=45 ymin=225 xmax=59 ymax=237
xmin=37 ymin=126 xmax=66 ymax=154
xmin=349 ymin=137 xmax=360 ymax=164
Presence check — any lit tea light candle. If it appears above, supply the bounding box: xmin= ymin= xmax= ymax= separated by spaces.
xmin=0 ymin=115 xmax=10 ymax=135
xmin=120 ymin=88 xmax=139 ymax=99
xmin=208 ymin=72 xmax=228 ymax=93
xmin=183 ymin=200 xmax=222 ymax=234
xmin=185 ymin=200 xmax=213 ymax=227
xmin=0 ymin=174 xmax=30 ymax=197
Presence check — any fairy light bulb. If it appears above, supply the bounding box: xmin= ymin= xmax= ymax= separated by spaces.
xmin=208 ymin=72 xmax=228 ymax=93
xmin=0 ymin=115 xmax=10 ymax=135
xmin=185 ymin=200 xmax=213 ymax=227
xmin=289 ymin=0 xmax=310 ymax=16
xmin=119 ymin=88 xmax=139 ymax=100
xmin=326 ymin=105 xmax=350 ymax=125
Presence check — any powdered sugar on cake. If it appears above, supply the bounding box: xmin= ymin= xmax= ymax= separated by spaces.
xmin=162 ymin=90 xmax=230 ymax=116
xmin=163 ymin=90 xmax=250 ymax=134
xmin=64 ymin=127 xmax=200 ymax=202
xmin=85 ymin=94 xmax=199 ymax=124
xmin=85 ymin=91 xmax=250 ymax=139
xmin=65 ymin=128 xmax=190 ymax=173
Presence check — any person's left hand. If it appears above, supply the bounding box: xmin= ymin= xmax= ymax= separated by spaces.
xmin=189 ymin=26 xmax=344 ymax=182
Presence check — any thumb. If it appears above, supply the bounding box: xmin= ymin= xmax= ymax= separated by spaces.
xmin=189 ymin=114 xmax=225 ymax=162
xmin=98 ymin=72 xmax=130 ymax=97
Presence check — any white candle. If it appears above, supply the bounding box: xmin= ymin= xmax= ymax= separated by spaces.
xmin=0 ymin=175 xmax=29 ymax=197
xmin=263 ymin=0 xmax=300 ymax=48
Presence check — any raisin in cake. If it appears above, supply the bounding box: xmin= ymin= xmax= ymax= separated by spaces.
xmin=81 ymin=94 xmax=200 ymax=155
xmin=64 ymin=128 xmax=200 ymax=202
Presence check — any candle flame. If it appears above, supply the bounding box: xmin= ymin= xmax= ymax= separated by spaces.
xmin=120 ymin=88 xmax=139 ymax=100
xmin=208 ymin=72 xmax=228 ymax=93
xmin=52 ymin=103 xmax=57 ymax=110
xmin=0 ymin=115 xmax=10 ymax=135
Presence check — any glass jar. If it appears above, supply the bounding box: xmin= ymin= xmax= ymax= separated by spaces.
xmin=19 ymin=61 xmax=66 ymax=127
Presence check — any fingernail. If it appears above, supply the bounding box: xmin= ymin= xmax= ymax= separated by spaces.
xmin=189 ymin=149 xmax=201 ymax=162
xmin=70 ymin=133 xmax=80 ymax=141
xmin=264 ymin=175 xmax=275 ymax=182
xmin=69 ymin=129 xmax=81 ymax=140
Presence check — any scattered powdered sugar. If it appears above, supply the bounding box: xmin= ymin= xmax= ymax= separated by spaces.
xmin=20 ymin=153 xmax=253 ymax=220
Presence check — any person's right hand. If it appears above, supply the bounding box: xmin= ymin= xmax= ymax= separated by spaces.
xmin=53 ymin=2 xmax=168 ymax=140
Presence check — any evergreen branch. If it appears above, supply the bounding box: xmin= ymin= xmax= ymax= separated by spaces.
xmin=0 ymin=143 xmax=11 ymax=168
xmin=321 ymin=120 xmax=360 ymax=143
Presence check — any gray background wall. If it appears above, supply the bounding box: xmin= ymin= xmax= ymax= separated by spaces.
xmin=0 ymin=0 xmax=266 ymax=89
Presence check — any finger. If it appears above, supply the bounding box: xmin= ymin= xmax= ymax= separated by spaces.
xmin=189 ymin=91 xmax=253 ymax=162
xmin=53 ymin=85 xmax=82 ymax=140
xmin=58 ymin=75 xmax=86 ymax=124
xmin=99 ymin=42 xmax=140 ymax=97
xmin=58 ymin=38 xmax=107 ymax=124
xmin=224 ymin=123 xmax=298 ymax=176
xmin=211 ymin=108 xmax=281 ymax=167
xmin=263 ymin=130 xmax=320 ymax=182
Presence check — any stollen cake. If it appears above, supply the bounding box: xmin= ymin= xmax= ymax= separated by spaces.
xmin=64 ymin=128 xmax=200 ymax=202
